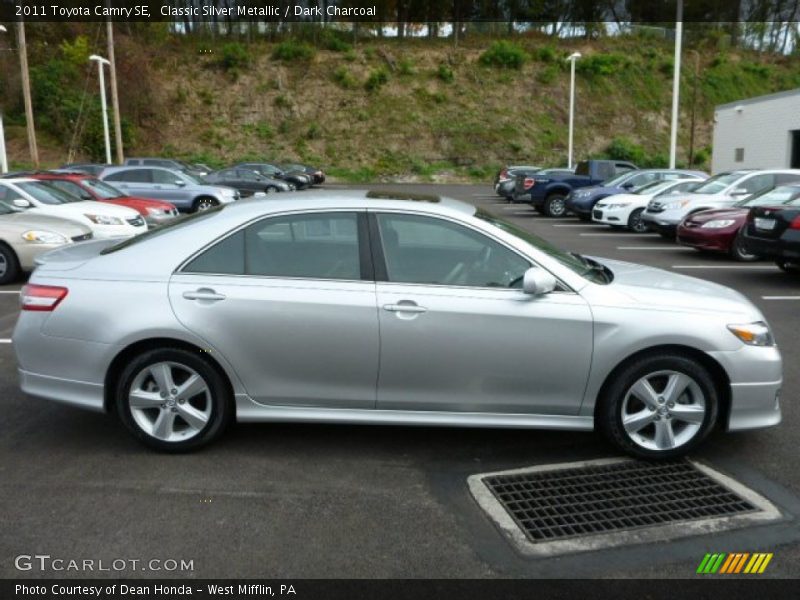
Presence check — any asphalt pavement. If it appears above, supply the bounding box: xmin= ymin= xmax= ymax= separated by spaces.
xmin=1 ymin=184 xmax=798 ymax=579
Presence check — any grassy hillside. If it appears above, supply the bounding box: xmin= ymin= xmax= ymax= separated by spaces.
xmin=3 ymin=29 xmax=800 ymax=181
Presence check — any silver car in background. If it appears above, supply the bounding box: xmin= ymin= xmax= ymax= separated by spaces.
xmin=13 ymin=192 xmax=782 ymax=458
xmin=100 ymin=166 xmax=239 ymax=212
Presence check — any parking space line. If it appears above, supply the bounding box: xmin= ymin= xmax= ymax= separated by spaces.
xmin=671 ymin=265 xmax=778 ymax=270
xmin=552 ymin=223 xmax=606 ymax=228
xmin=580 ymin=233 xmax=656 ymax=237
xmin=0 ymin=290 xmax=21 ymax=294
xmin=0 ymin=339 xmax=11 ymax=344
xmin=617 ymin=246 xmax=695 ymax=251
xmin=762 ymin=296 xmax=800 ymax=300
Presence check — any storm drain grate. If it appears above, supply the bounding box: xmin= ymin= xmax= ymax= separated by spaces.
xmin=469 ymin=458 xmax=782 ymax=556
xmin=483 ymin=460 xmax=754 ymax=542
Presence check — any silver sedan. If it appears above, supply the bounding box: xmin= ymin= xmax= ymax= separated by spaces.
xmin=12 ymin=191 xmax=782 ymax=458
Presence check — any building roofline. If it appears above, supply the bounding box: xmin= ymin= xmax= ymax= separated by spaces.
xmin=716 ymin=87 xmax=800 ymax=111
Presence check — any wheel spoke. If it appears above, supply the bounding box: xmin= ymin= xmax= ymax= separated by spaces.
xmin=150 ymin=363 xmax=175 ymax=394
xmin=175 ymin=374 xmax=207 ymax=402
xmin=670 ymin=403 xmax=705 ymax=424
xmin=654 ymin=419 xmax=676 ymax=449
xmin=177 ymin=404 xmax=209 ymax=431
xmin=629 ymin=378 xmax=660 ymax=408
xmin=129 ymin=389 xmax=163 ymax=409
xmin=663 ymin=373 xmax=692 ymax=404
xmin=152 ymin=410 xmax=177 ymax=440
xmin=623 ymin=408 xmax=657 ymax=434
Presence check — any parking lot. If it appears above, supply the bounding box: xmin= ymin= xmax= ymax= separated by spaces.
xmin=1 ymin=183 xmax=799 ymax=579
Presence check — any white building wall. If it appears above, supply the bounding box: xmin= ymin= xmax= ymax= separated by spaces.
xmin=712 ymin=89 xmax=800 ymax=174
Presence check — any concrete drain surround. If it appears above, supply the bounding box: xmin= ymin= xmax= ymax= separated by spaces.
xmin=469 ymin=458 xmax=782 ymax=557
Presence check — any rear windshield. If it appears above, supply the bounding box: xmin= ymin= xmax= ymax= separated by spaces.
xmin=100 ymin=206 xmax=224 ymax=254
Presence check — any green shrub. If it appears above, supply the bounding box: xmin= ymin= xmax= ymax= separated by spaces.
xmin=323 ymin=33 xmax=352 ymax=53
xmin=577 ymin=53 xmax=627 ymax=77
xmin=398 ymin=58 xmax=416 ymax=76
xmin=272 ymin=40 xmax=315 ymax=61
xmin=536 ymin=65 xmax=558 ymax=84
xmin=534 ymin=46 xmax=556 ymax=63
xmin=365 ymin=67 xmax=389 ymax=91
xmin=603 ymin=137 xmax=647 ymax=164
xmin=332 ymin=66 xmax=357 ymax=89
xmin=479 ymin=41 xmax=528 ymax=69
xmin=436 ymin=64 xmax=454 ymax=83
xmin=219 ymin=42 xmax=250 ymax=71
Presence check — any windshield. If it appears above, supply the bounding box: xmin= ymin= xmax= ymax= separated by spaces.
xmin=601 ymin=171 xmax=634 ymax=187
xmin=737 ymin=185 xmax=800 ymax=207
xmin=101 ymin=206 xmax=224 ymax=254
xmin=691 ymin=172 xmax=743 ymax=194
xmin=475 ymin=209 xmax=611 ymax=284
xmin=0 ymin=200 xmax=17 ymax=215
xmin=19 ymin=181 xmax=83 ymax=205
xmin=633 ymin=180 xmax=672 ymax=195
xmin=80 ymin=178 xmax=124 ymax=199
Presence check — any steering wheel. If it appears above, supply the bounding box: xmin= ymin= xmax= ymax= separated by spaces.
xmin=441 ymin=262 xmax=466 ymax=285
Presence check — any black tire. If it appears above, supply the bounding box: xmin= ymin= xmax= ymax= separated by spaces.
xmin=267 ymin=186 xmax=279 ymax=193
xmin=115 ymin=347 xmax=233 ymax=452
xmin=729 ymin=228 xmax=759 ymax=262
xmin=0 ymin=244 xmax=20 ymax=285
xmin=542 ymin=194 xmax=567 ymax=217
xmin=193 ymin=196 xmax=218 ymax=212
xmin=596 ymin=353 xmax=719 ymax=460
xmin=627 ymin=208 xmax=649 ymax=233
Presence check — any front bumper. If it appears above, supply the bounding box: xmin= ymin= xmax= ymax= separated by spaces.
xmin=642 ymin=212 xmax=679 ymax=236
xmin=676 ymin=225 xmax=738 ymax=253
xmin=592 ymin=206 xmax=631 ymax=225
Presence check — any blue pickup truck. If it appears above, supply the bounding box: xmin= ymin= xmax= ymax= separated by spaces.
xmin=514 ymin=159 xmax=638 ymax=217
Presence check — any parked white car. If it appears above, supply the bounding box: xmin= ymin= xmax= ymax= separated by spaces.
xmin=0 ymin=178 xmax=147 ymax=239
xmin=641 ymin=169 xmax=800 ymax=238
xmin=592 ymin=179 xmax=704 ymax=232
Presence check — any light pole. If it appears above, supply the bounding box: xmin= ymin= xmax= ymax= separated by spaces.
xmin=566 ymin=52 xmax=581 ymax=170
xmin=0 ymin=25 xmax=7 ymax=173
xmin=89 ymin=54 xmax=112 ymax=165
xmin=669 ymin=0 xmax=683 ymax=169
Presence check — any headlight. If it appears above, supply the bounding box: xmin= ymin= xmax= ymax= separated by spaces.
xmin=662 ymin=200 xmax=691 ymax=210
xmin=84 ymin=214 xmax=124 ymax=225
xmin=727 ymin=321 xmax=775 ymax=347
xmin=21 ymin=230 xmax=68 ymax=244
xmin=701 ymin=219 xmax=736 ymax=229
xmin=146 ymin=207 xmax=167 ymax=216
xmin=604 ymin=203 xmax=630 ymax=209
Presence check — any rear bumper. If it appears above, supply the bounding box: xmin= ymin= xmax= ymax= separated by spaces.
xmin=743 ymin=232 xmax=800 ymax=261
xmin=18 ymin=368 xmax=105 ymax=412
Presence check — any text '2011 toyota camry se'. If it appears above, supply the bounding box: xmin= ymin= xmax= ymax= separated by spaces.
xmin=13 ymin=191 xmax=782 ymax=459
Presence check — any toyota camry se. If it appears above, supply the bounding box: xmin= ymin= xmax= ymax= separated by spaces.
xmin=13 ymin=191 xmax=782 ymax=458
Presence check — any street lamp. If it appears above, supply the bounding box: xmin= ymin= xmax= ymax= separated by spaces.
xmin=668 ymin=0 xmax=684 ymax=169
xmin=566 ymin=52 xmax=581 ymax=170
xmin=89 ymin=54 xmax=112 ymax=165
xmin=0 ymin=25 xmax=8 ymax=174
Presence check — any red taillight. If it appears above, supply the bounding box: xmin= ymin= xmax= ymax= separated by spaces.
xmin=523 ymin=177 xmax=535 ymax=190
xmin=790 ymin=215 xmax=800 ymax=230
xmin=20 ymin=284 xmax=68 ymax=312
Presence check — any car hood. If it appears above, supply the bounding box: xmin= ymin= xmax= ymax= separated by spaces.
xmin=594 ymin=258 xmax=758 ymax=318
xmin=111 ymin=196 xmax=176 ymax=211
xmin=684 ymin=207 xmax=748 ymax=223
xmin=0 ymin=212 xmax=92 ymax=236
xmin=33 ymin=201 xmax=140 ymax=219
xmin=595 ymin=192 xmax=641 ymax=205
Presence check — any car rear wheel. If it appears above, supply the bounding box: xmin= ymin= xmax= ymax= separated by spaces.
xmin=627 ymin=208 xmax=649 ymax=233
xmin=0 ymin=244 xmax=20 ymax=285
xmin=729 ymin=229 xmax=759 ymax=262
xmin=597 ymin=353 xmax=718 ymax=459
xmin=115 ymin=348 xmax=233 ymax=452
xmin=542 ymin=194 xmax=567 ymax=217
xmin=193 ymin=197 xmax=217 ymax=212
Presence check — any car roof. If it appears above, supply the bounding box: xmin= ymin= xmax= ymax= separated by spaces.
xmin=221 ymin=190 xmax=476 ymax=218
xmin=102 ymin=165 xmax=180 ymax=173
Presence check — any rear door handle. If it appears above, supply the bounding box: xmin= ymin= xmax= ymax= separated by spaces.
xmin=383 ymin=303 xmax=427 ymax=314
xmin=183 ymin=289 xmax=226 ymax=302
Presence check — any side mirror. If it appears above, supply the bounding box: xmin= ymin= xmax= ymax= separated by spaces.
xmin=12 ymin=198 xmax=32 ymax=209
xmin=621 ymin=182 xmax=635 ymax=190
xmin=523 ymin=267 xmax=557 ymax=296
xmin=175 ymin=180 xmax=186 ymax=187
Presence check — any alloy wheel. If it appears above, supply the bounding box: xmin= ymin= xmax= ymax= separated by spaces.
xmin=629 ymin=209 xmax=648 ymax=233
xmin=128 ymin=361 xmax=212 ymax=442
xmin=196 ymin=198 xmax=216 ymax=211
xmin=621 ymin=370 xmax=706 ymax=452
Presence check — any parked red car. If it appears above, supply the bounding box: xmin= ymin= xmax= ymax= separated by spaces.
xmin=677 ymin=183 xmax=800 ymax=261
xmin=29 ymin=171 xmax=179 ymax=227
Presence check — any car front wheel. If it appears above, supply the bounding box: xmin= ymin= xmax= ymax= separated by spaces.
xmin=115 ymin=348 xmax=233 ymax=452
xmin=0 ymin=244 xmax=20 ymax=285
xmin=597 ymin=353 xmax=718 ymax=459
xmin=542 ymin=194 xmax=567 ymax=217
xmin=627 ymin=208 xmax=649 ymax=233
xmin=194 ymin=197 xmax=218 ymax=212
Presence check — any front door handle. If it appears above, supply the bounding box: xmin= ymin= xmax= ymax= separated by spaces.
xmin=183 ymin=288 xmax=226 ymax=302
xmin=383 ymin=303 xmax=427 ymax=314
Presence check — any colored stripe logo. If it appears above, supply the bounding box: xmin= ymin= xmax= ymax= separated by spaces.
xmin=697 ymin=553 xmax=773 ymax=574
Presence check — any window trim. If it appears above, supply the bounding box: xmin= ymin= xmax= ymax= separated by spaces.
xmin=367 ymin=210 xmax=572 ymax=293
xmin=177 ymin=209 xmax=373 ymax=284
